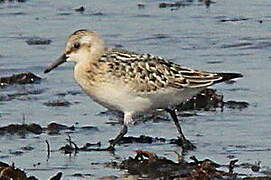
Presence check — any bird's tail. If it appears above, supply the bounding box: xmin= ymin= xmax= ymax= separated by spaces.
xmin=216 ymin=72 xmax=243 ymax=83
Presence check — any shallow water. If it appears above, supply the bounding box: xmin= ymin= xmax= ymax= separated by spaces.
xmin=1 ymin=0 xmax=271 ymax=179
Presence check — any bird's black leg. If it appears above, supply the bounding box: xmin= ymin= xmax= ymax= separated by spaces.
xmin=166 ymin=108 xmax=196 ymax=150
xmin=106 ymin=112 xmax=132 ymax=151
xmin=107 ymin=125 xmax=128 ymax=151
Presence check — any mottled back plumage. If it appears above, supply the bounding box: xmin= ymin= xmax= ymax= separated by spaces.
xmin=97 ymin=48 xmax=237 ymax=93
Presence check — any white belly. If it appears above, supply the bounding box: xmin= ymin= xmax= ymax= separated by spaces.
xmin=77 ymin=77 xmax=203 ymax=113
xmin=83 ymin=82 xmax=152 ymax=112
xmin=74 ymin=64 xmax=203 ymax=113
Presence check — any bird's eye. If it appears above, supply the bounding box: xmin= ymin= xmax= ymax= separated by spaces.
xmin=73 ymin=43 xmax=80 ymax=49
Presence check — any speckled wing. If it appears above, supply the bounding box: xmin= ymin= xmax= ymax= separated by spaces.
xmin=99 ymin=48 xmax=223 ymax=93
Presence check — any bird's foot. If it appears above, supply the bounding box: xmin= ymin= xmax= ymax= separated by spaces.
xmin=178 ymin=136 xmax=196 ymax=151
xmin=105 ymin=145 xmax=115 ymax=152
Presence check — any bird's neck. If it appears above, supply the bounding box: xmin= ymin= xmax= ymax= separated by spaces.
xmin=87 ymin=42 xmax=105 ymax=64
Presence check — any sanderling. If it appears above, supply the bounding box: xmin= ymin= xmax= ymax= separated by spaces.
xmin=44 ymin=29 xmax=242 ymax=151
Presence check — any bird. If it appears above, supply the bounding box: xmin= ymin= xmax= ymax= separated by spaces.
xmin=44 ymin=29 xmax=242 ymax=151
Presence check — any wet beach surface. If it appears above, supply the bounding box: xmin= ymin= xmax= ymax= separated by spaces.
xmin=1 ymin=0 xmax=271 ymax=179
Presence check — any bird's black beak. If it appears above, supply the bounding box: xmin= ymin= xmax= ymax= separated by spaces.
xmin=44 ymin=54 xmax=67 ymax=73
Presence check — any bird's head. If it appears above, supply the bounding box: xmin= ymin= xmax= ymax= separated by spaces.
xmin=44 ymin=29 xmax=105 ymax=73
